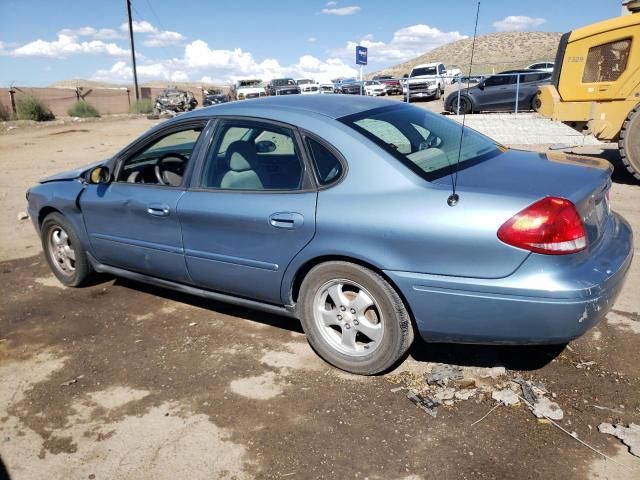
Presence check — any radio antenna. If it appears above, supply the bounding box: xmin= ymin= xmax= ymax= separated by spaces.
xmin=448 ymin=1 xmax=480 ymax=207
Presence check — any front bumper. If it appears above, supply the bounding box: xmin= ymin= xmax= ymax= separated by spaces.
xmin=385 ymin=212 xmax=633 ymax=344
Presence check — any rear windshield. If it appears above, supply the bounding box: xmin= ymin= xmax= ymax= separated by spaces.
xmin=339 ymin=104 xmax=502 ymax=181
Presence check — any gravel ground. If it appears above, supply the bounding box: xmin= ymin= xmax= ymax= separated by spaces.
xmin=1 ymin=113 xmax=639 ymax=480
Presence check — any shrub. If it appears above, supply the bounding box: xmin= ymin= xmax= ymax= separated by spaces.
xmin=130 ymin=98 xmax=154 ymax=114
xmin=0 ymin=102 xmax=12 ymax=121
xmin=16 ymin=95 xmax=55 ymax=121
xmin=67 ymin=100 xmax=100 ymax=118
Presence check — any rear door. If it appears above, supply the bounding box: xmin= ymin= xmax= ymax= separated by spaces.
xmin=81 ymin=120 xmax=207 ymax=282
xmin=178 ymin=118 xmax=317 ymax=304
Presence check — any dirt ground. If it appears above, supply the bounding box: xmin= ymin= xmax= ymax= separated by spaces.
xmin=1 ymin=113 xmax=639 ymax=480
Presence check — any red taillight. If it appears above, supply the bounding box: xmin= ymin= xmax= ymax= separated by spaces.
xmin=497 ymin=197 xmax=587 ymax=255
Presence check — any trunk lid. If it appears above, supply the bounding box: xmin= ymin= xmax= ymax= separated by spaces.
xmin=434 ymin=149 xmax=613 ymax=246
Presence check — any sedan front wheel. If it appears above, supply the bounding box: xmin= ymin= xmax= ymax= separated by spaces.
xmin=299 ymin=261 xmax=414 ymax=374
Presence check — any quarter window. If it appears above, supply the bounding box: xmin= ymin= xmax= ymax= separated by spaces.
xmin=118 ymin=126 xmax=203 ymax=186
xmin=202 ymin=122 xmax=304 ymax=190
xmin=582 ymin=38 xmax=632 ymax=83
xmin=306 ymin=138 xmax=343 ymax=185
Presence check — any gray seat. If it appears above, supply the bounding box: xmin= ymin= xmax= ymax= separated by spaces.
xmin=220 ymin=141 xmax=263 ymax=189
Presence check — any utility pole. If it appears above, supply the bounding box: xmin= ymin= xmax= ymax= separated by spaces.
xmin=125 ymin=0 xmax=140 ymax=101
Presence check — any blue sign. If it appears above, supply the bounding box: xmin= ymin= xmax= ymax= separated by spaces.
xmin=356 ymin=46 xmax=368 ymax=65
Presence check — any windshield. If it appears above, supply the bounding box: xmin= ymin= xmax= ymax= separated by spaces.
xmin=339 ymin=104 xmax=502 ymax=181
xmin=411 ymin=67 xmax=437 ymax=77
xmin=273 ymin=79 xmax=296 ymax=86
xmin=239 ymin=80 xmax=262 ymax=87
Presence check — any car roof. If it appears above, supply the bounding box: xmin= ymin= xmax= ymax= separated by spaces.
xmin=180 ymin=95 xmax=400 ymax=120
xmin=412 ymin=63 xmax=440 ymax=68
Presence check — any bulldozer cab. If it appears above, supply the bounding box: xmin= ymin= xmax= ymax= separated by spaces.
xmin=553 ymin=14 xmax=639 ymax=102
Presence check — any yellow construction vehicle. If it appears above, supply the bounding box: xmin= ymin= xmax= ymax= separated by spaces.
xmin=537 ymin=0 xmax=640 ymax=179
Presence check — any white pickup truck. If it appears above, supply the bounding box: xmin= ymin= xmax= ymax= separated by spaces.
xmin=232 ymin=79 xmax=266 ymax=100
xmin=406 ymin=62 xmax=446 ymax=100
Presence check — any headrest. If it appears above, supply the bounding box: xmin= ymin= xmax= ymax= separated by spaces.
xmin=225 ymin=141 xmax=257 ymax=172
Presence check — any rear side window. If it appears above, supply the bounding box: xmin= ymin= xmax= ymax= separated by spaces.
xmin=582 ymin=38 xmax=632 ymax=83
xmin=306 ymin=138 xmax=343 ymax=185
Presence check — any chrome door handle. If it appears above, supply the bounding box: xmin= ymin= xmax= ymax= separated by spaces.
xmin=269 ymin=212 xmax=304 ymax=230
xmin=147 ymin=203 xmax=170 ymax=216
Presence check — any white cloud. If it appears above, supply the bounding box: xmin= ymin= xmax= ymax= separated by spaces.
xmin=321 ymin=6 xmax=360 ymax=15
xmin=331 ymin=24 xmax=467 ymax=64
xmin=11 ymin=33 xmax=129 ymax=58
xmin=308 ymin=37 xmax=317 ymax=43
xmin=120 ymin=20 xmax=158 ymax=34
xmin=93 ymin=39 xmax=358 ymax=85
xmin=0 ymin=41 xmax=7 ymax=56
xmin=493 ymin=16 xmax=546 ymax=32
xmin=58 ymin=27 xmax=123 ymax=40
xmin=326 ymin=1 xmax=337 ymax=5
xmin=144 ymin=31 xmax=185 ymax=47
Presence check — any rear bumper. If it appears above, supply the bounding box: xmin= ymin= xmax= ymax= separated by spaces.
xmin=385 ymin=212 xmax=633 ymax=344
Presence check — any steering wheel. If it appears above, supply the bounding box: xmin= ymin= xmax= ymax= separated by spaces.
xmin=154 ymin=152 xmax=188 ymax=186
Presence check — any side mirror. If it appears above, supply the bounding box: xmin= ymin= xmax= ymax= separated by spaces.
xmin=256 ymin=140 xmax=276 ymax=153
xmin=88 ymin=166 xmax=111 ymax=184
xmin=403 ymin=74 xmax=409 ymax=78
xmin=477 ymin=81 xmax=485 ymax=90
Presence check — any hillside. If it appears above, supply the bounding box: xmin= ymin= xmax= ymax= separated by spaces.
xmin=373 ymin=31 xmax=562 ymax=77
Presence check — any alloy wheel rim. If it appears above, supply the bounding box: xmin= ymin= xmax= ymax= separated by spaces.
xmin=48 ymin=225 xmax=76 ymax=276
xmin=313 ymin=279 xmax=384 ymax=357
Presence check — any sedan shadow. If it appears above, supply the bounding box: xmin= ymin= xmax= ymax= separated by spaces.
xmin=111 ymin=277 xmax=563 ymax=371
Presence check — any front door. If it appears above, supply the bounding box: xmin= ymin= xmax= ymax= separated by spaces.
xmin=478 ymin=74 xmax=515 ymax=111
xmin=178 ymin=119 xmax=317 ymax=304
xmin=81 ymin=121 xmax=207 ymax=283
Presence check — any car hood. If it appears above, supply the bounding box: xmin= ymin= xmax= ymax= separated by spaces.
xmin=238 ymin=87 xmax=264 ymax=94
xmin=40 ymin=159 xmax=105 ymax=183
xmin=408 ymin=76 xmax=437 ymax=82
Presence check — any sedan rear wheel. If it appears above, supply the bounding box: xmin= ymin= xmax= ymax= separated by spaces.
xmin=299 ymin=261 xmax=414 ymax=375
xmin=41 ymin=212 xmax=93 ymax=287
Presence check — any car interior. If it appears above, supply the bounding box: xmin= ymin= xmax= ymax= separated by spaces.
xmin=119 ymin=127 xmax=203 ymax=187
xmin=203 ymin=125 xmax=303 ymax=190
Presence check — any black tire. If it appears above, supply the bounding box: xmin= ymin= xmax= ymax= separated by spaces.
xmin=298 ymin=261 xmax=414 ymax=375
xmin=41 ymin=212 xmax=93 ymax=287
xmin=619 ymin=104 xmax=640 ymax=181
xmin=531 ymin=95 xmax=542 ymax=112
xmin=434 ymin=87 xmax=441 ymax=100
xmin=455 ymin=96 xmax=472 ymax=114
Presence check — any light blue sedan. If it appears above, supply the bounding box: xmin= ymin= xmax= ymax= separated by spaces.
xmin=26 ymin=96 xmax=633 ymax=374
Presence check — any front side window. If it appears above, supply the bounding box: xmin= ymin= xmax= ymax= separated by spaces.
xmin=340 ymin=104 xmax=501 ymax=181
xmin=202 ymin=122 xmax=304 ymax=190
xmin=582 ymin=38 xmax=631 ymax=83
xmin=118 ymin=126 xmax=203 ymax=186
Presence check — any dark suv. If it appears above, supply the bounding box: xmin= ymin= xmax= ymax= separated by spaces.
xmin=266 ymin=78 xmax=301 ymax=96
xmin=372 ymin=75 xmax=402 ymax=95
xmin=444 ymin=70 xmax=551 ymax=114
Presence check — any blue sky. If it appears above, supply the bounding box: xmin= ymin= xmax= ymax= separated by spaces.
xmin=0 ymin=0 xmax=621 ymax=86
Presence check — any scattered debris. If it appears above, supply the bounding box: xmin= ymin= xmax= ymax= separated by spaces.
xmin=466 ymin=366 xmax=506 ymax=379
xmin=17 ymin=211 xmax=28 ymax=221
xmin=593 ymin=405 xmax=626 ymax=415
xmin=427 ymin=364 xmax=464 ymax=386
xmin=189 ymin=322 xmax=198 ymax=327
xmin=390 ymin=386 xmax=405 ymax=393
xmin=512 ymin=377 xmax=539 ymax=405
xmin=454 ymin=389 xmax=477 ymax=401
xmin=61 ymin=374 xmax=84 ymax=386
xmin=407 ymin=391 xmax=438 ymax=418
xmin=492 ymin=389 xmax=520 ymax=406
xmin=531 ymin=397 xmax=564 ymax=421
xmin=576 ymin=360 xmax=596 ymax=369
xmin=471 ymin=404 xmax=500 ymax=427
xmin=599 ymin=423 xmax=640 ymax=458
xmin=434 ymin=387 xmax=456 ymax=403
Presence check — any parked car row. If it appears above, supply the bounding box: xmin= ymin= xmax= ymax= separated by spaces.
xmin=198 ymin=59 xmax=556 ymax=113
